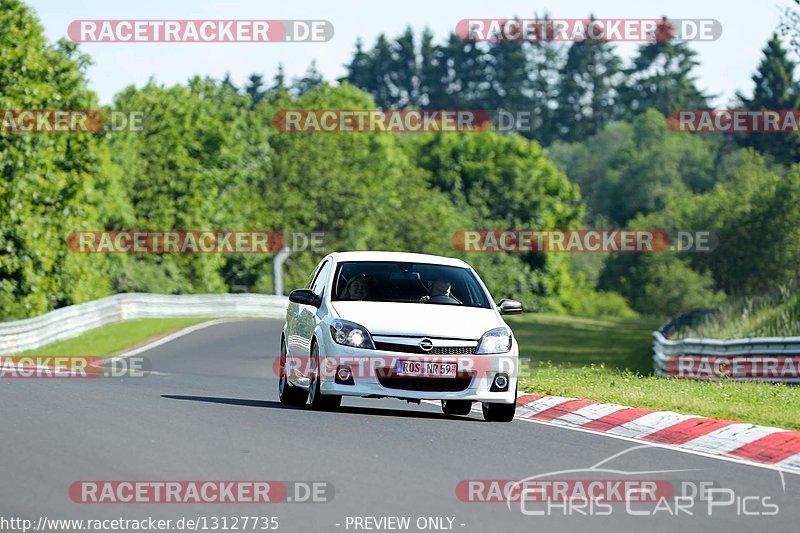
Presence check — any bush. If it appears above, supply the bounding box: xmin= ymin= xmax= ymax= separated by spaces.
xmin=600 ymin=253 xmax=725 ymax=316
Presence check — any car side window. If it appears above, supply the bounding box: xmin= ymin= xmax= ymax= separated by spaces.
xmin=310 ymin=260 xmax=331 ymax=297
xmin=306 ymin=261 xmax=324 ymax=289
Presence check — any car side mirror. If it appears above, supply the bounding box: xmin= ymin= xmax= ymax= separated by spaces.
xmin=497 ymin=299 xmax=523 ymax=315
xmin=289 ymin=289 xmax=322 ymax=308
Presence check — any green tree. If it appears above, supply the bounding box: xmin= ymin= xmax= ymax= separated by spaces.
xmin=620 ymin=37 xmax=710 ymax=118
xmin=687 ymin=151 xmax=800 ymax=295
xmin=418 ymin=28 xmax=449 ymax=109
xmin=0 ymin=0 xmax=114 ymax=319
xmin=485 ymin=28 xmax=532 ymax=111
xmin=547 ymin=121 xmax=633 ymax=220
xmin=599 ymin=252 xmax=724 ymax=316
xmin=439 ymin=34 xmax=490 ymax=107
xmin=779 ymin=0 xmax=800 ymax=56
xmin=549 ymin=110 xmax=717 ymax=226
xmin=553 ymin=29 xmax=623 ymax=142
xmin=389 ymin=27 xmax=418 ymax=107
xmin=600 ymin=110 xmax=715 ymax=224
xmin=524 ymin=33 xmax=562 ymax=145
xmin=409 ymin=130 xmax=585 ymax=309
xmin=245 ymin=73 xmax=266 ymax=108
xmin=367 ymin=35 xmax=395 ymax=108
xmin=271 ymin=64 xmax=286 ymax=92
xmin=735 ymin=34 xmax=800 ymax=165
xmin=600 ymin=149 xmax=800 ymax=313
xmin=257 ymin=83 xmax=469 ymax=290
xmin=343 ymin=39 xmax=373 ymax=94
xmin=105 ymin=77 xmax=271 ymax=294
xmin=292 ymin=60 xmax=324 ymax=96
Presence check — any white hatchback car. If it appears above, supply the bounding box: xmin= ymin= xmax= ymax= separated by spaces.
xmin=279 ymin=251 xmax=523 ymax=421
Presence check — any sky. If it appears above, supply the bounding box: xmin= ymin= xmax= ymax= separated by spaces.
xmin=27 ymin=0 xmax=797 ymax=106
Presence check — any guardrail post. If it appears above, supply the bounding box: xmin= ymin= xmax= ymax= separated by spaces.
xmin=273 ymin=247 xmax=291 ymax=296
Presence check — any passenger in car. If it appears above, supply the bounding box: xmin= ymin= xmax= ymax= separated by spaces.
xmin=342 ymin=275 xmax=370 ymax=300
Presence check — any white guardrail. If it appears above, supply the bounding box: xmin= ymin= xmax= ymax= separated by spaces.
xmin=653 ymin=325 xmax=800 ymax=382
xmin=0 ymin=293 xmax=289 ymax=356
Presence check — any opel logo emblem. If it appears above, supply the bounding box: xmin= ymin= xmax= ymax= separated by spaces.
xmin=419 ymin=339 xmax=434 ymax=352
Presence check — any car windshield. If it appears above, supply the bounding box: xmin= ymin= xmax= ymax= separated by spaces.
xmin=331 ymin=261 xmax=491 ymax=308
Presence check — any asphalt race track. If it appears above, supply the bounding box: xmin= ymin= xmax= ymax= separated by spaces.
xmin=2 ymin=319 xmax=799 ymax=532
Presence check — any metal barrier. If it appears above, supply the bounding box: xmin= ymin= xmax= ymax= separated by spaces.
xmin=0 ymin=293 xmax=289 ymax=356
xmin=653 ymin=311 xmax=800 ymax=382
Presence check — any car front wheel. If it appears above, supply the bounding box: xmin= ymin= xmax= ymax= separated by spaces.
xmin=481 ymin=401 xmax=516 ymax=422
xmin=278 ymin=339 xmax=307 ymax=406
xmin=308 ymin=342 xmax=342 ymax=411
xmin=441 ymin=400 xmax=472 ymax=416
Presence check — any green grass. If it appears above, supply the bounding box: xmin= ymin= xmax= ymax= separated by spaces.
xmin=675 ymin=283 xmax=800 ymax=339
xmin=18 ymin=317 xmax=212 ymax=357
xmin=506 ymin=313 xmax=800 ymax=430
xmin=507 ymin=313 xmax=662 ymax=373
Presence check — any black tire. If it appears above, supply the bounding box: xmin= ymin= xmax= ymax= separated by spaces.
xmin=482 ymin=401 xmax=516 ymax=422
xmin=308 ymin=342 xmax=342 ymax=411
xmin=441 ymin=400 xmax=473 ymax=416
xmin=278 ymin=338 xmax=307 ymax=406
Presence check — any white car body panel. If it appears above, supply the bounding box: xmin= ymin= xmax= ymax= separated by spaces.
xmin=330 ymin=301 xmax=502 ymax=339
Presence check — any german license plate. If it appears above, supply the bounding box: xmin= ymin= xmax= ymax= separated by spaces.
xmin=396 ymin=359 xmax=457 ymax=378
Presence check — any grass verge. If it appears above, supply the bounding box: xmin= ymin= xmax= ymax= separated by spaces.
xmin=17 ymin=317 xmax=213 ymax=358
xmin=675 ymin=282 xmax=800 ymax=339
xmin=506 ymin=313 xmax=800 ymax=430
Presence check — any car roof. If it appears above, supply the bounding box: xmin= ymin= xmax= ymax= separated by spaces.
xmin=329 ymin=251 xmax=471 ymax=268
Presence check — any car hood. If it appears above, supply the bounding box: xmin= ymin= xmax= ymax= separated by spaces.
xmin=330 ymin=301 xmax=502 ymax=340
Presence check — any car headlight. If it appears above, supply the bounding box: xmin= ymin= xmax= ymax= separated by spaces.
xmin=476 ymin=327 xmax=512 ymax=354
xmin=330 ymin=319 xmax=375 ymax=349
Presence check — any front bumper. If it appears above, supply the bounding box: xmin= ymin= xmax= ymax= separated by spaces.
xmin=314 ymin=337 xmax=519 ymax=404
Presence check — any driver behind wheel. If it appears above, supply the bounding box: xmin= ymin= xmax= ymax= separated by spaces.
xmin=420 ymin=279 xmax=460 ymax=303
xmin=431 ymin=279 xmax=452 ymax=297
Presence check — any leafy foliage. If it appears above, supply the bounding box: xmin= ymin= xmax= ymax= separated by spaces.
xmin=0 ymin=0 xmax=110 ymax=318
xmin=0 ymin=0 xmax=602 ymax=321
xmin=735 ymin=34 xmax=800 ymax=165
xmin=3 ymin=1 xmax=800 ymax=329
xmin=342 ymin=24 xmax=709 ymax=145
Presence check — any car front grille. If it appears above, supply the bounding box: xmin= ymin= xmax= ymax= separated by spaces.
xmin=374 ymin=341 xmax=476 ymax=355
xmin=377 ymin=372 xmax=473 ymax=392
